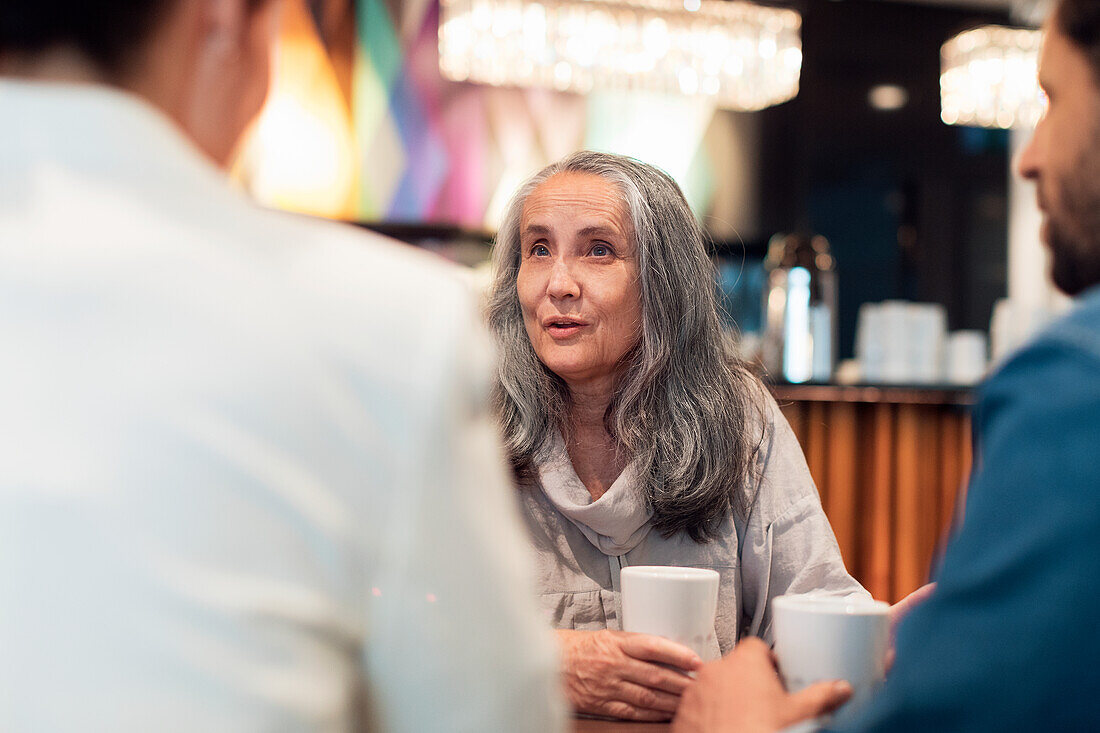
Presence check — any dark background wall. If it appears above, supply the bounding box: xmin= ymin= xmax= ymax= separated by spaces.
xmin=748 ymin=0 xmax=1012 ymax=358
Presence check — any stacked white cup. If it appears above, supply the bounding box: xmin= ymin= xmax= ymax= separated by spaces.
xmin=856 ymin=301 xmax=948 ymax=384
xmin=945 ymin=331 xmax=988 ymax=385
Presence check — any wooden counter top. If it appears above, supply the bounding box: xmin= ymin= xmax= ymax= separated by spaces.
xmin=771 ymin=382 xmax=975 ymax=406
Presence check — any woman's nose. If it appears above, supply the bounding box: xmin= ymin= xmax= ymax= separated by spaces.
xmin=546 ymin=259 xmax=580 ymax=299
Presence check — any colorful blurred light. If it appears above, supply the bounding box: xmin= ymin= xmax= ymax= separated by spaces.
xmin=232 ymin=0 xmax=359 ymax=219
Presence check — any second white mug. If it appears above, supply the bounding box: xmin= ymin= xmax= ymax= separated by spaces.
xmin=772 ymin=594 xmax=890 ymax=716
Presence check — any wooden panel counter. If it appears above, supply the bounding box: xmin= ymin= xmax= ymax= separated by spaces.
xmin=770 ymin=383 xmax=975 ymax=603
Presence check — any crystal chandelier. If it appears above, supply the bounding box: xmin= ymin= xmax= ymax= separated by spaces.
xmin=940 ymin=25 xmax=1044 ymax=130
xmin=438 ymin=0 xmax=802 ymax=111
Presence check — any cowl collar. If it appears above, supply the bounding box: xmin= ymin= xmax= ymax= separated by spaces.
xmin=537 ymin=431 xmax=654 ymax=555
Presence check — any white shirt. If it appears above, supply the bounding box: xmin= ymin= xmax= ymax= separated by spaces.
xmin=0 ymin=80 xmax=566 ymax=733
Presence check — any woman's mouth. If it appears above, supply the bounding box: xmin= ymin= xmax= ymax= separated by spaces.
xmin=545 ymin=318 xmax=587 ymax=339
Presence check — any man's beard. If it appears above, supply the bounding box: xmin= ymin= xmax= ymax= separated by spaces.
xmin=1044 ymin=133 xmax=1100 ymax=296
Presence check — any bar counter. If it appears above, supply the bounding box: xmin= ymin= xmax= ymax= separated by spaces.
xmin=770 ymin=382 xmax=975 ymax=603
xmin=771 ymin=382 xmax=975 ymax=406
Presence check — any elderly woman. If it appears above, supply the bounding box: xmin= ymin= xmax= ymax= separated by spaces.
xmin=486 ymin=151 xmax=872 ymax=721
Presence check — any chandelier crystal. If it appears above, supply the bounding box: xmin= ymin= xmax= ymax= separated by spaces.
xmin=438 ymin=0 xmax=802 ymax=111
xmin=940 ymin=25 xmax=1044 ymax=130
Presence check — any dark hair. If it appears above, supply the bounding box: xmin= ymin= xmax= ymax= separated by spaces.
xmin=0 ymin=0 xmax=268 ymax=79
xmin=1057 ymin=0 xmax=1100 ymax=84
xmin=0 ymin=1 xmax=178 ymax=77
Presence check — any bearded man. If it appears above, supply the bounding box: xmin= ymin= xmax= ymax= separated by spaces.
xmin=673 ymin=0 xmax=1100 ymax=730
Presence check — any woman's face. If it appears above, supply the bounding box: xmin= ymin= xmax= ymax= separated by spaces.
xmin=517 ymin=172 xmax=643 ymax=393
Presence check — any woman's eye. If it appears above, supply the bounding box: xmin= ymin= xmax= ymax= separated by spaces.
xmin=530 ymin=244 xmax=550 ymax=257
xmin=590 ymin=244 xmax=611 ymax=257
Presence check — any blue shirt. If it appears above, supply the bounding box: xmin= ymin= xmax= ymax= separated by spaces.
xmin=837 ymin=285 xmax=1100 ymax=732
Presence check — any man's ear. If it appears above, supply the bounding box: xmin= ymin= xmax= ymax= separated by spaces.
xmin=200 ymin=0 xmax=251 ymax=59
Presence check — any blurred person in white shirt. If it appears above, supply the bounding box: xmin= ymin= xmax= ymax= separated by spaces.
xmin=0 ymin=1 xmax=565 ymax=731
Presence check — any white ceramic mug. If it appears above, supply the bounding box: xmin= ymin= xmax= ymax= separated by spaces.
xmin=772 ymin=595 xmax=890 ymax=715
xmin=620 ymin=566 xmax=720 ymax=662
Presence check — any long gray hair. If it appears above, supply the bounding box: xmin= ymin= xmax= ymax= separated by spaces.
xmin=486 ymin=150 xmax=764 ymax=542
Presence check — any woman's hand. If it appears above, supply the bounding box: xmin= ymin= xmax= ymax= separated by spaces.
xmin=557 ymin=629 xmax=703 ymax=721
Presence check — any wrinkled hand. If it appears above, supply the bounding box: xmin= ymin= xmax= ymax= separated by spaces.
xmin=672 ymin=637 xmax=852 ymax=733
xmin=557 ymin=629 xmax=703 ymax=721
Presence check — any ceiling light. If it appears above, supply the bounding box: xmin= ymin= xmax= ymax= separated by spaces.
xmin=941 ymin=25 xmax=1044 ymax=130
xmin=868 ymin=84 xmax=908 ymax=111
xmin=439 ymin=0 xmax=802 ymax=111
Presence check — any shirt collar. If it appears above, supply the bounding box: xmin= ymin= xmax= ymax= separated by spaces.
xmin=537 ymin=431 xmax=654 ymax=555
xmin=0 ymin=78 xmax=225 ymax=193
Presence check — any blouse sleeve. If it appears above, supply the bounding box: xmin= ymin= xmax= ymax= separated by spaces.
xmin=738 ymin=392 xmax=870 ymax=643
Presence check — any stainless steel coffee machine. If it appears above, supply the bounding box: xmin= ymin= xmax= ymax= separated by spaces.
xmin=761 ymin=234 xmax=838 ymax=383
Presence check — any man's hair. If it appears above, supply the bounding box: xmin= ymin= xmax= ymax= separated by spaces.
xmin=486 ymin=151 xmax=766 ymax=542
xmin=0 ymin=1 xmax=179 ymax=77
xmin=1057 ymin=0 xmax=1100 ymax=84
xmin=0 ymin=0 xmax=267 ymax=79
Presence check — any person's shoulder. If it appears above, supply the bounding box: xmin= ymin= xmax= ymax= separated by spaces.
xmin=252 ymin=209 xmax=475 ymax=314
xmin=973 ymin=292 xmax=1100 ymax=496
xmin=240 ymin=207 xmax=487 ymax=357
xmin=983 ymin=290 xmax=1100 ymax=403
xmin=1035 ymin=286 xmax=1100 ymax=363
xmin=734 ymin=371 xmax=784 ymax=440
xmin=729 ymin=372 xmax=822 ymax=520
xmin=205 ymin=205 xmax=491 ymax=400
xmin=956 ymin=294 xmax=1100 ymax=571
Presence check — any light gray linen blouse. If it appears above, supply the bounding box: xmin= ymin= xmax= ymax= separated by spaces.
xmin=516 ymin=392 xmax=869 ymax=659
